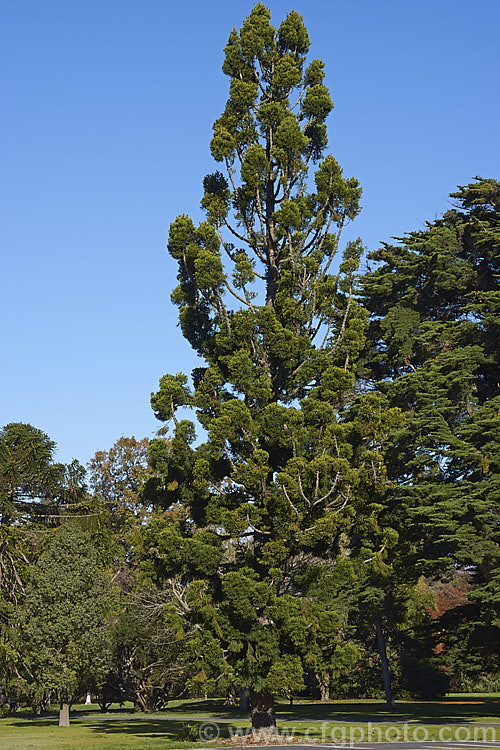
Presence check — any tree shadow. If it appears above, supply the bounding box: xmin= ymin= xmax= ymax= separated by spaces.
xmin=275 ymin=698 xmax=500 ymax=724
xmin=11 ymin=717 xmax=217 ymax=741
xmin=85 ymin=718 xmax=235 ymax=742
xmin=157 ymin=702 xmax=245 ymax=721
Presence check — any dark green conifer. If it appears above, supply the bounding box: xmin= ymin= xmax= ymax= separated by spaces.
xmin=149 ymin=4 xmax=397 ymax=728
xmin=20 ymin=524 xmax=114 ymax=725
xmin=361 ymin=178 xmax=500 ymax=690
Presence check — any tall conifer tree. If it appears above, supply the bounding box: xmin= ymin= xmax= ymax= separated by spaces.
xmin=149 ymin=4 xmax=398 ymax=728
xmin=361 ymin=178 xmax=500 ymax=688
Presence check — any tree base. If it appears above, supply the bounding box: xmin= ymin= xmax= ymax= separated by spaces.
xmin=239 ymin=687 xmax=250 ymax=713
xmin=250 ymin=691 xmax=276 ymax=732
xmin=59 ymin=703 xmax=70 ymax=727
xmin=251 ymin=727 xmax=279 ymax=741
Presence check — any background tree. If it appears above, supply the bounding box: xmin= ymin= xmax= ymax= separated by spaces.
xmin=0 ymin=422 xmax=102 ymax=536
xmin=87 ymin=436 xmax=161 ymax=574
xmin=20 ymin=523 xmax=115 ymax=725
xmin=88 ymin=437 xmax=153 ymax=528
xmin=361 ymin=177 xmax=500 ymax=693
xmin=86 ymin=436 xmax=193 ymax=712
xmin=0 ymin=423 xmax=66 ymax=705
xmin=0 ymin=423 xmax=65 ymax=526
xmin=148 ymin=3 xmax=398 ymax=730
xmin=99 ymin=584 xmax=189 ymax=712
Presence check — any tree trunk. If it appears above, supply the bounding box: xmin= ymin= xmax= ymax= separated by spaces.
xmin=59 ymin=702 xmax=70 ymax=726
xmin=239 ymin=686 xmax=250 ymax=712
xmin=376 ymin=619 xmax=395 ymax=708
xmin=224 ymin=681 xmax=238 ymax=706
xmin=249 ymin=690 xmax=276 ymax=733
xmin=316 ymin=671 xmax=330 ymax=702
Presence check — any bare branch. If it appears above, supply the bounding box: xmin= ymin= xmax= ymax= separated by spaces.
xmin=313 ymin=472 xmax=341 ymax=506
xmin=297 ymin=473 xmax=310 ymax=506
xmin=282 ymin=484 xmax=300 ymax=517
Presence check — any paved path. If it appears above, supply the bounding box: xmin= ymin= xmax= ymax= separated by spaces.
xmin=29 ymin=711 xmax=500 ymax=730
xmin=70 ymin=711 xmax=500 ymax=722
xmin=74 ymin=712 xmax=500 ymax=728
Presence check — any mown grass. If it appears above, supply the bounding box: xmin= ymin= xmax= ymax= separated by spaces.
xmin=1 ymin=695 xmax=499 ymax=750
xmin=160 ymin=694 xmax=500 ymax=723
xmin=275 ymin=696 xmax=500 ymax=724
xmin=2 ymin=715 xmax=500 ymax=750
xmin=0 ymin=715 xmax=204 ymax=750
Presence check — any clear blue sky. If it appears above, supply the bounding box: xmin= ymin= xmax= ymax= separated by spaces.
xmin=2 ymin=0 xmax=499 ymax=467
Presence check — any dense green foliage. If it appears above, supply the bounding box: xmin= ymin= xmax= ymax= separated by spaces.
xmin=361 ymin=177 xmax=500 ymax=693
xmin=0 ymin=423 xmax=69 ymax=706
xmin=20 ymin=524 xmax=115 ymax=720
xmin=0 ymin=4 xmax=498 ymax=727
xmin=87 ymin=436 xmax=159 ymax=566
xmin=147 ymin=3 xmax=403 ymax=726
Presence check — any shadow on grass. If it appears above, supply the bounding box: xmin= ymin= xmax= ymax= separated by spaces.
xmin=275 ymin=699 xmax=500 ymax=724
xmin=89 ymin=719 xmax=199 ymax=738
xmin=12 ymin=696 xmax=500 ymax=731
xmin=88 ymin=697 xmax=500 ymax=724
xmin=168 ymin=696 xmax=500 ymax=721
xmin=11 ymin=717 xmax=234 ymax=741
xmin=91 ymin=718 xmax=237 ymax=742
xmin=160 ymin=699 xmax=244 ymax=719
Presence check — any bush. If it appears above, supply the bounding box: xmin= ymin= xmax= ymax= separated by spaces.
xmin=181 ymin=724 xmax=199 ymax=741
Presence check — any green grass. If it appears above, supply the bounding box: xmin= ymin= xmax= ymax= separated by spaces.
xmin=0 ymin=715 xmax=208 ymax=750
xmin=2 ymin=696 xmax=500 ymax=750
xmin=275 ymin=697 xmax=500 ymax=723
xmin=447 ymin=692 xmax=500 ymax=699
xmin=151 ymin=694 xmax=500 ymax=722
xmin=2 ymin=714 xmax=500 ymax=750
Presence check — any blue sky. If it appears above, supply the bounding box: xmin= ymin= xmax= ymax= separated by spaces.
xmin=2 ymin=0 xmax=499 ymax=467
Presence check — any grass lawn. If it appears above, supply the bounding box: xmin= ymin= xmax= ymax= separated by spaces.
xmin=1 ymin=696 xmax=499 ymax=750
xmin=275 ymin=696 xmax=500 ymax=724
xmin=0 ymin=715 xmax=207 ymax=750
xmin=161 ymin=695 xmax=500 ymax=723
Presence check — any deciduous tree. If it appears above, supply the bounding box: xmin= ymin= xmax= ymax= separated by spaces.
xmin=88 ymin=436 xmax=161 ymax=572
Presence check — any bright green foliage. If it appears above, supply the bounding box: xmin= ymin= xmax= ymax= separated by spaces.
xmin=87 ymin=436 xmax=164 ymax=566
xmin=361 ymin=178 xmax=500 ymax=690
xmin=149 ymin=5 xmax=395 ymax=719
xmin=264 ymin=654 xmax=305 ymax=699
xmin=19 ymin=524 xmax=115 ymax=713
xmin=162 ymin=1 xmax=364 ymax=380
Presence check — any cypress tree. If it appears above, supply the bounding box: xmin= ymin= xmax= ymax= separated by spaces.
xmin=361 ymin=178 xmax=500 ymax=689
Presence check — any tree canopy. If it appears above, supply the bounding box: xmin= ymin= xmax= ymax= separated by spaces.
xmin=361 ymin=177 xmax=500 ymax=692
xmin=0 ymin=4 xmax=498 ymax=725
xmin=148 ymin=3 xmax=399 ymax=729
xmin=20 ymin=524 xmax=115 ymax=725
